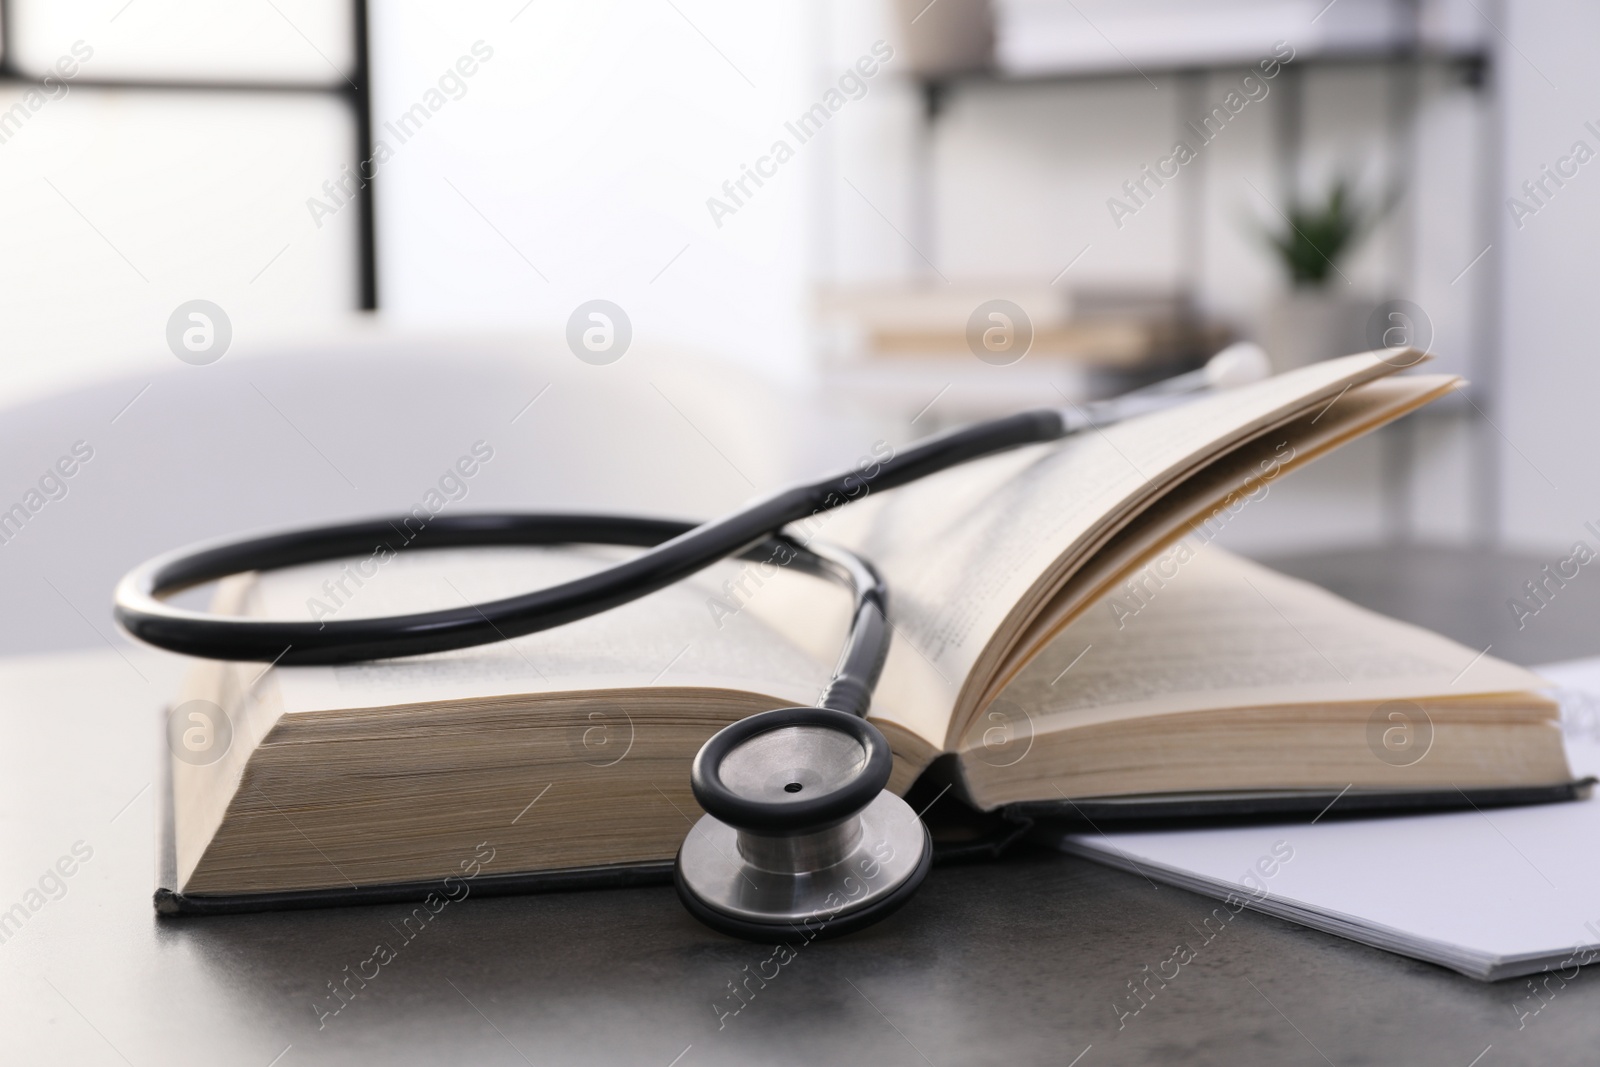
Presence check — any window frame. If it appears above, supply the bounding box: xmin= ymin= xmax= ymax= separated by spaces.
xmin=0 ymin=0 xmax=378 ymax=309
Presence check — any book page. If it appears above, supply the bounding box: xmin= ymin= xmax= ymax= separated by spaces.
xmin=996 ymin=547 xmax=1546 ymax=733
xmin=235 ymin=545 xmax=847 ymax=717
xmin=979 ymin=374 xmax=1459 ymax=719
xmin=825 ymin=349 xmax=1422 ymax=748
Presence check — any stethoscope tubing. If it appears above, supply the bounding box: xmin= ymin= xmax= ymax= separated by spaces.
xmin=113 ymin=410 xmax=1066 ymax=669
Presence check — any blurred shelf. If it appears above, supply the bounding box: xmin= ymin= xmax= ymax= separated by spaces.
xmin=922 ymin=48 xmax=1488 ymax=93
xmin=866 ymin=321 xmax=1220 ymax=366
xmin=894 ymin=0 xmax=1490 ymax=112
xmin=816 ymin=281 xmax=1227 ymax=422
xmin=821 ymin=358 xmax=1100 ymax=425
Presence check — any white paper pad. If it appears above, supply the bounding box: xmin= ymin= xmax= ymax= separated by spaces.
xmin=1054 ymin=658 xmax=1600 ymax=981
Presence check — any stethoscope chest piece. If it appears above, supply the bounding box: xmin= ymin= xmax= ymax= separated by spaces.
xmin=674 ymin=706 xmax=932 ymax=941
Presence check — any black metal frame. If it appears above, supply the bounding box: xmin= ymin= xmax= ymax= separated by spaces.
xmin=0 ymin=0 xmax=378 ymax=309
xmin=916 ymin=48 xmax=1489 ymax=117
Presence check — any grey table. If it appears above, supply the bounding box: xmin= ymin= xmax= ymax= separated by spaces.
xmin=3 ymin=339 xmax=1597 ymax=1065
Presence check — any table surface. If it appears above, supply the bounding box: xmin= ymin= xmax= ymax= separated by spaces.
xmin=4 ymin=552 xmax=1599 ymax=1067
xmin=6 ymin=342 xmax=1600 ymax=1065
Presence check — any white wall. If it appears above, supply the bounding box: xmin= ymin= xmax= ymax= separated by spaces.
xmin=0 ymin=87 xmax=356 ymax=408
xmin=1497 ymin=0 xmax=1600 ymax=553
xmin=4 ymin=0 xmax=1589 ymax=557
xmin=0 ymin=0 xmax=823 ymax=407
xmin=0 ymin=2 xmax=362 ymax=409
xmin=369 ymin=0 xmax=817 ymax=384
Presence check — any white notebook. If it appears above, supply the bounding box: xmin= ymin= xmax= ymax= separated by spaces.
xmin=1053 ymin=658 xmax=1600 ymax=982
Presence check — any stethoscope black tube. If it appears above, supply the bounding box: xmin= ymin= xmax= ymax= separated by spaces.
xmin=111 ymin=365 xmax=1263 ymax=944
xmin=113 ymin=410 xmax=1067 ymax=669
xmin=806 ymin=541 xmax=889 ymax=718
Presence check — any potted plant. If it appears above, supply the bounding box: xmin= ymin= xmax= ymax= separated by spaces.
xmin=1257 ymin=178 xmax=1391 ymax=370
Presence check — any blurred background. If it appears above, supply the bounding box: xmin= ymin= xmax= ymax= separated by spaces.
xmin=1 ymin=0 xmax=1596 ymax=661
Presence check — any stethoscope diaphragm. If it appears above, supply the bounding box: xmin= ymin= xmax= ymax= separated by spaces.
xmin=674 ymin=706 xmax=932 ymax=940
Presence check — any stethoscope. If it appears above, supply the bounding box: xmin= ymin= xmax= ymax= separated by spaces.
xmin=114 ymin=343 xmax=1268 ymax=940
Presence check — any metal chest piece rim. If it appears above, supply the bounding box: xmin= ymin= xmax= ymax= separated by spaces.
xmin=674 ymin=706 xmax=932 ymax=940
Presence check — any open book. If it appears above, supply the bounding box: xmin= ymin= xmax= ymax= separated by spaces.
xmin=158 ymin=350 xmax=1579 ymax=911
